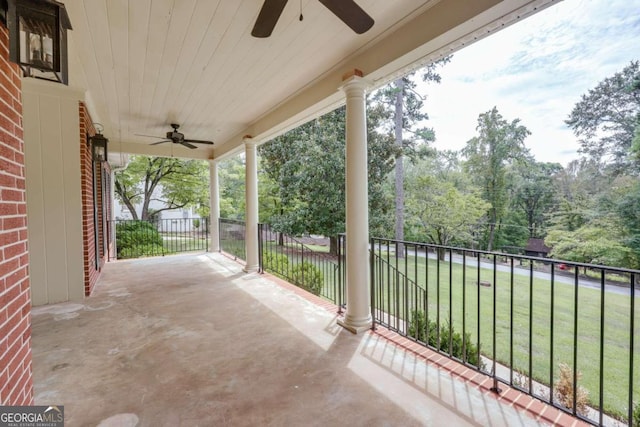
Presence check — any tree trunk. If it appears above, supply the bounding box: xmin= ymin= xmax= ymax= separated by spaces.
xmin=394 ymin=78 xmax=405 ymax=257
xmin=141 ymin=196 xmax=152 ymax=221
xmin=114 ymin=180 xmax=139 ymax=220
xmin=122 ymin=198 xmax=139 ymax=221
xmin=487 ymin=222 xmax=495 ymax=252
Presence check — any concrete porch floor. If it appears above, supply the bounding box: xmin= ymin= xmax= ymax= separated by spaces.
xmin=31 ymin=253 xmax=559 ymax=426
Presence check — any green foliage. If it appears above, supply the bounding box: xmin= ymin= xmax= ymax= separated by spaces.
xmin=262 ymin=250 xmax=289 ymax=275
xmin=119 ymin=243 xmax=166 ymax=259
xmin=408 ymin=310 xmax=482 ymax=369
xmin=509 ymin=161 xmax=562 ymax=238
xmin=369 ymin=58 xmax=451 ymax=243
xmin=116 ymin=221 xmax=164 ymax=259
xmin=192 ymin=218 xmax=200 ymax=229
xmin=115 ymin=156 xmax=209 ymax=221
xmin=615 ymin=180 xmax=640 ymax=268
xmin=405 ymin=174 xmax=489 ymax=252
xmin=218 ymin=156 xmax=246 ymax=220
xmin=257 ymin=104 xmax=396 ymax=248
xmin=290 ymin=262 xmax=323 ymax=296
xmin=545 ymin=219 xmax=633 ymax=267
xmin=566 ymin=60 xmax=640 ymax=175
xmin=633 ymin=402 xmax=640 ymax=427
xmin=462 ymin=107 xmax=531 ymax=251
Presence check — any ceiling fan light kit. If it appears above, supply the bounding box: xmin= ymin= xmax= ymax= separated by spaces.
xmin=252 ymin=0 xmax=374 ymax=38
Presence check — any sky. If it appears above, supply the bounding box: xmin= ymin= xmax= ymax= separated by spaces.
xmin=420 ymin=0 xmax=640 ymax=166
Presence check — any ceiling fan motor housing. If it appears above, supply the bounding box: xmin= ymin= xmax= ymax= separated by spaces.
xmin=167 ymin=131 xmax=184 ymax=141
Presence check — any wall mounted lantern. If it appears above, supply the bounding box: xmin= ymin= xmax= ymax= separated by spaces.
xmin=5 ymin=0 xmax=72 ymax=84
xmin=89 ymin=128 xmax=108 ymax=163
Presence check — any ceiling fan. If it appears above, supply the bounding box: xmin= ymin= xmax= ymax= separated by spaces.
xmin=136 ymin=124 xmax=214 ymax=149
xmin=252 ymin=0 xmax=374 ymax=38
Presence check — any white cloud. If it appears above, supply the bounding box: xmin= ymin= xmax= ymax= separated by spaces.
xmin=420 ymin=0 xmax=640 ymax=166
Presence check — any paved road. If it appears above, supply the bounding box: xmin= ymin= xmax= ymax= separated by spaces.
xmin=402 ymin=249 xmax=639 ymax=297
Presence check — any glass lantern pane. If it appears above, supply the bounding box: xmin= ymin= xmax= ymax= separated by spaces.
xmin=18 ymin=9 xmax=56 ymax=71
xmin=95 ymin=146 xmax=105 ymax=161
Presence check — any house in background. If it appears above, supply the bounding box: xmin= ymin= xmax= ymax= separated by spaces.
xmin=113 ymin=185 xmax=203 ymax=233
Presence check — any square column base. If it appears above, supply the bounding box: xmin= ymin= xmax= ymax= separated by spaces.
xmin=337 ymin=318 xmax=372 ymax=334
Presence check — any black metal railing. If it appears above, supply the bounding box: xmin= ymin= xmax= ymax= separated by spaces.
xmin=370 ymin=236 xmax=639 ymax=427
xmin=258 ymin=223 xmax=345 ymax=307
xmin=210 ymin=218 xmax=639 ymax=425
xmin=219 ymin=218 xmax=246 ymax=261
xmin=111 ymin=218 xmax=209 ymax=260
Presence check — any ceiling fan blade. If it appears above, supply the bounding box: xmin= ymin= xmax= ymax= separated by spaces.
xmin=183 ymin=139 xmax=214 ymax=145
xmin=252 ymin=0 xmax=288 ymax=38
xmin=180 ymin=141 xmax=198 ymax=149
xmin=318 ymin=0 xmax=374 ymax=34
xmin=150 ymin=140 xmax=170 ymax=145
xmin=135 ymin=133 xmax=164 ymax=138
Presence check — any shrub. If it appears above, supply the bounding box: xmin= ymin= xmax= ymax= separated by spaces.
xmin=119 ymin=244 xmax=166 ymax=259
xmin=116 ymin=221 xmax=163 ymax=258
xmin=192 ymin=218 xmax=200 ymax=229
xmin=263 ymin=250 xmax=289 ymax=275
xmin=290 ymin=262 xmax=323 ymax=295
xmin=633 ymin=401 xmax=640 ymax=427
xmin=408 ymin=310 xmax=483 ymax=369
xmin=554 ymin=363 xmax=590 ymax=416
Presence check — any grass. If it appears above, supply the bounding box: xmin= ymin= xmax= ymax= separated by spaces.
xmin=161 ymin=235 xmax=208 ymax=253
xmin=373 ymin=253 xmax=639 ymax=419
xmin=283 ymin=243 xmax=330 ymax=253
xmin=253 ymin=241 xmax=638 ymax=419
xmin=220 ymin=238 xmax=246 ymax=260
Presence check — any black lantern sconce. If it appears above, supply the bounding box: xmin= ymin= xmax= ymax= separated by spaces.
xmin=89 ymin=125 xmax=108 ymax=163
xmin=5 ymin=0 xmax=72 ymax=85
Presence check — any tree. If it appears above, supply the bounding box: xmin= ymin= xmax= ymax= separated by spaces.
xmin=612 ymin=177 xmax=640 ymax=268
xmin=371 ymin=58 xmax=451 ymax=249
xmin=257 ymin=102 xmax=396 ymax=254
xmin=545 ymin=217 xmax=633 ymax=267
xmin=566 ymin=60 xmax=640 ymax=175
xmin=547 ymin=159 xmax=608 ymax=232
xmin=462 ymin=107 xmax=531 ymax=251
xmin=115 ymin=156 xmax=209 ymax=221
xmin=258 ymin=124 xmax=309 ymax=238
xmin=509 ymin=160 xmax=562 ymax=237
xmin=406 ymin=175 xmax=489 ymax=259
xmin=218 ymin=156 xmax=246 ymax=220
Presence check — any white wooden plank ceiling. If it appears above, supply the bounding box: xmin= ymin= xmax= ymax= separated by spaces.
xmin=63 ymin=0 xmax=556 ymax=160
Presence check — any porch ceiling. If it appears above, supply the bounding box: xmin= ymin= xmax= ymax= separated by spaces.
xmin=64 ymin=0 xmax=555 ymax=161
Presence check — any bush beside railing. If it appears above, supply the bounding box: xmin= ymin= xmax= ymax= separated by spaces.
xmin=258 ymin=223 xmax=344 ymax=306
xmin=217 ymin=218 xmax=638 ymax=426
xmin=112 ymin=218 xmax=209 ymax=260
xmin=370 ymin=236 xmax=639 ymax=427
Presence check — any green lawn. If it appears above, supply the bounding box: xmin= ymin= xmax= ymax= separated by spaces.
xmin=161 ymin=235 xmax=208 ymax=253
xmin=373 ymin=253 xmax=638 ymax=419
xmin=220 ymin=238 xmax=246 ymax=260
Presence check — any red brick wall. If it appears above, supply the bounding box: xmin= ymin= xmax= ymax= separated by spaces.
xmin=80 ymin=103 xmax=111 ymax=296
xmin=0 ymin=24 xmax=33 ymax=405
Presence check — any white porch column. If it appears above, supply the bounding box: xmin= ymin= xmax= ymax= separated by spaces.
xmin=338 ymin=72 xmax=372 ymax=333
xmin=244 ymin=138 xmax=259 ymax=272
xmin=209 ymin=160 xmax=220 ymax=252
